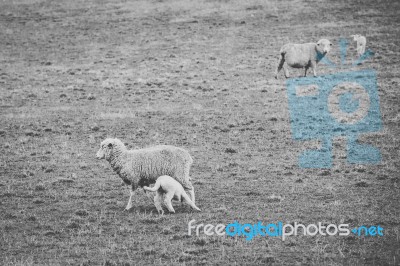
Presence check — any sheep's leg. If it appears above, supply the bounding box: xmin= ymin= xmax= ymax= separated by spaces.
xmin=163 ymin=192 xmax=175 ymax=213
xmin=125 ymin=189 xmax=135 ymax=210
xmin=309 ymin=61 xmax=317 ymax=77
xmin=304 ymin=67 xmax=309 ymax=77
xmin=275 ymin=54 xmax=285 ymax=79
xmin=125 ymin=183 xmax=137 ymax=211
xmin=283 ymin=65 xmax=290 ymax=79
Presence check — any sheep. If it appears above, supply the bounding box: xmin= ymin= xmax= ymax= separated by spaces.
xmin=143 ymin=175 xmax=201 ymax=214
xmin=275 ymin=39 xmax=332 ymax=79
xmin=351 ymin=34 xmax=366 ymax=57
xmin=96 ymin=138 xmax=195 ymax=211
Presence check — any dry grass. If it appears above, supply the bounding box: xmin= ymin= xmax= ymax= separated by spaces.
xmin=1 ymin=0 xmax=400 ymax=265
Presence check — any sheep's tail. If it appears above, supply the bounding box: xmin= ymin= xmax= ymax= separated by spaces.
xmin=181 ymin=191 xmax=201 ymax=212
xmin=143 ymin=180 xmax=161 ymax=192
xmin=275 ymin=51 xmax=285 ymax=79
xmin=279 ymin=48 xmax=286 ymax=62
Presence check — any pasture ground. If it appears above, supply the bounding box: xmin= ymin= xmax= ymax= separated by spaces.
xmin=1 ymin=0 xmax=399 ymax=265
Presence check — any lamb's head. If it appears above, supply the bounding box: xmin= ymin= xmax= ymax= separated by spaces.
xmin=351 ymin=34 xmax=361 ymax=41
xmin=316 ymin=39 xmax=332 ymax=55
xmin=96 ymin=138 xmax=126 ymax=161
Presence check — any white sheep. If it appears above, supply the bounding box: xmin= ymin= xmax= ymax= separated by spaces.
xmin=275 ymin=39 xmax=332 ymax=79
xmin=96 ymin=138 xmax=195 ymax=210
xmin=143 ymin=175 xmax=201 ymax=214
xmin=351 ymin=34 xmax=366 ymax=57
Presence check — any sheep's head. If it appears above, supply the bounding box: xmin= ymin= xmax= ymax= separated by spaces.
xmin=96 ymin=138 xmax=125 ymax=161
xmin=316 ymin=39 xmax=332 ymax=55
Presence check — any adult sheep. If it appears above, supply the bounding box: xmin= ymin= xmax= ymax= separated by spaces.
xmin=275 ymin=39 xmax=332 ymax=79
xmin=96 ymin=138 xmax=195 ymax=211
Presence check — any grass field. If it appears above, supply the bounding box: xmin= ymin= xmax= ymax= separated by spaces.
xmin=1 ymin=0 xmax=400 ymax=265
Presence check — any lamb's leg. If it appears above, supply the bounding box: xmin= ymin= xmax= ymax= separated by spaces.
xmin=356 ymin=47 xmax=365 ymax=64
xmin=187 ymin=188 xmax=195 ymax=205
xmin=181 ymin=191 xmax=201 ymax=212
xmin=163 ymin=192 xmax=175 ymax=214
xmin=181 ymin=176 xmax=195 ymax=204
xmin=357 ymin=46 xmax=362 ymax=57
xmin=275 ymin=53 xmax=285 ymax=79
xmin=154 ymin=192 xmax=164 ymax=215
xmin=143 ymin=188 xmax=154 ymax=203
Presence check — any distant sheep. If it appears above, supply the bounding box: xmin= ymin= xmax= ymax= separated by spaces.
xmin=96 ymin=138 xmax=195 ymax=210
xmin=351 ymin=34 xmax=366 ymax=57
xmin=275 ymin=39 xmax=332 ymax=79
xmin=144 ymin=175 xmax=201 ymax=214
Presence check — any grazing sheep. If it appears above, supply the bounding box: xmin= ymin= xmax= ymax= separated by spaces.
xmin=275 ymin=39 xmax=332 ymax=79
xmin=351 ymin=34 xmax=366 ymax=57
xmin=143 ymin=175 xmax=201 ymax=214
xmin=96 ymin=138 xmax=195 ymax=210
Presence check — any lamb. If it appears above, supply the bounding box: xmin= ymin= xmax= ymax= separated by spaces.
xmin=143 ymin=175 xmax=201 ymax=214
xmin=275 ymin=39 xmax=332 ymax=79
xmin=96 ymin=138 xmax=195 ymax=211
xmin=351 ymin=34 xmax=366 ymax=57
